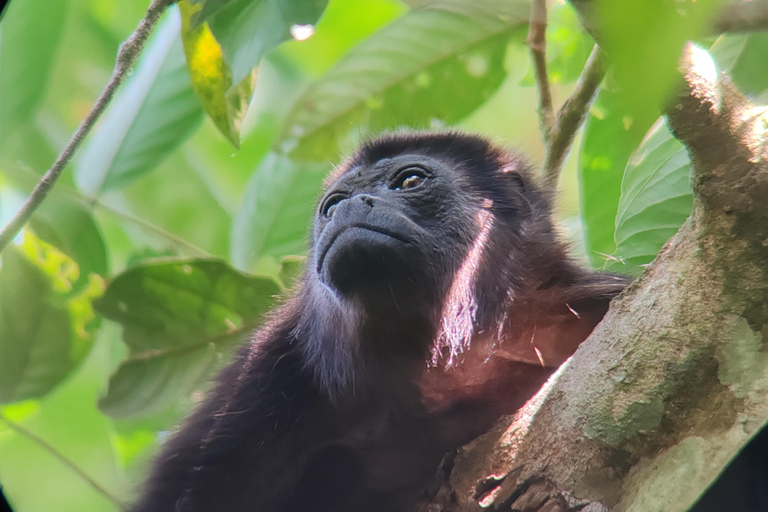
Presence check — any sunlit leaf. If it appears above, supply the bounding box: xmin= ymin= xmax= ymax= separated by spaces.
xmin=0 ymin=233 xmax=104 ymax=403
xmin=96 ymin=259 xmax=281 ymax=417
xmin=206 ymin=0 xmax=329 ymax=85
xmin=613 ymin=122 xmax=694 ymax=274
xmin=180 ymin=0 xmax=256 ymax=147
xmin=578 ymin=84 xmax=659 ymax=267
xmin=0 ymin=0 xmax=67 ymax=145
xmin=276 ymin=0 xmax=407 ymax=78
xmin=545 ymin=3 xmax=594 ymax=84
xmin=75 ymin=10 xmax=204 ymax=196
xmin=231 ymin=152 xmax=326 ymax=271
xmin=596 ymin=0 xmax=723 ymax=115
xmin=276 ymin=2 xmax=529 ymax=161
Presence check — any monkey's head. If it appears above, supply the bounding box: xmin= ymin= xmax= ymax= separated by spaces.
xmin=314 ymin=138 xmax=479 ymax=305
xmin=296 ymin=131 xmax=622 ymax=397
xmin=310 ymin=131 xmax=555 ymax=317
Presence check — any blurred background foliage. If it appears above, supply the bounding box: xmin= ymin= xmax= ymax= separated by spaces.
xmin=0 ymin=0 xmax=765 ymax=509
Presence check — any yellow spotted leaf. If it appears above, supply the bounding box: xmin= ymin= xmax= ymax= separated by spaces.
xmin=0 ymin=232 xmax=104 ymax=402
xmin=179 ymin=0 xmax=256 ymax=147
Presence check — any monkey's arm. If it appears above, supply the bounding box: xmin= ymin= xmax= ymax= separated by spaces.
xmin=128 ymin=332 xmax=332 ymax=512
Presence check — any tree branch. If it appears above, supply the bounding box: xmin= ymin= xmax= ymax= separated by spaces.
xmin=714 ymin=0 xmax=768 ymax=33
xmin=572 ymin=0 xmax=768 ymax=41
xmin=528 ymin=0 xmax=607 ymax=192
xmin=0 ymin=0 xmax=177 ymax=254
xmin=527 ymin=0 xmax=555 ymax=143
xmin=541 ymin=45 xmax=607 ymax=191
xmin=0 ymin=412 xmax=122 ymax=506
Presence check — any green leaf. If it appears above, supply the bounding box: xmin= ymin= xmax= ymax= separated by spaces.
xmin=75 ymin=10 xmax=204 ymax=196
xmin=180 ymin=0 xmax=255 ymax=147
xmin=0 ymin=338 xmax=125 ymax=512
xmin=99 ymin=343 xmax=221 ymax=419
xmin=96 ymin=259 xmax=281 ymax=417
xmin=578 ymin=85 xmax=659 ymax=267
xmin=231 ymin=152 xmax=327 ymax=271
xmin=276 ymin=2 xmax=529 ymax=161
xmin=0 ymin=0 xmax=67 ymax=145
xmin=544 ymin=3 xmax=594 ymax=84
xmin=613 ymin=122 xmax=694 ymax=274
xmin=0 ymin=233 xmax=104 ymax=403
xmin=596 ymin=0 xmax=723 ymax=116
xmin=710 ymin=33 xmax=768 ymax=96
xmin=188 ymin=0 xmax=231 ymax=25
xmin=206 ymin=0 xmax=330 ymax=85
xmin=30 ymin=197 xmax=109 ymax=283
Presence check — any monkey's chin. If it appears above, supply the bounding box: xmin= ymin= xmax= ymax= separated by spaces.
xmin=319 ymin=226 xmax=416 ymax=296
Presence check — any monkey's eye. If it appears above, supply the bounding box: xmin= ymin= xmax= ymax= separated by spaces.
xmin=391 ymin=167 xmax=428 ymax=190
xmin=320 ymin=194 xmax=345 ymax=218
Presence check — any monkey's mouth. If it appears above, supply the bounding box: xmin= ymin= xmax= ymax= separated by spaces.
xmin=317 ymin=224 xmax=412 ymax=276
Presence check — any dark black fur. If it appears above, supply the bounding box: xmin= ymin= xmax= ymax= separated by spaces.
xmin=0 ymin=485 xmax=12 ymax=512
xmin=130 ymin=132 xmax=627 ymax=512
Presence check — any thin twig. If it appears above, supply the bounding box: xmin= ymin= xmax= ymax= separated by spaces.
xmin=94 ymin=202 xmax=210 ymax=257
xmin=2 ymin=159 xmax=211 ymax=256
xmin=541 ymin=45 xmax=607 ymax=191
xmin=0 ymin=412 xmax=122 ymax=506
xmin=527 ymin=0 xmax=555 ymax=142
xmin=0 ymin=0 xmax=178 ymax=254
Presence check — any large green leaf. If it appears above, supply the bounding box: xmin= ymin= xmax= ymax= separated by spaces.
xmin=231 ymin=152 xmax=327 ymax=271
xmin=98 ymin=343 xmax=221 ymax=419
xmin=0 ymin=339 xmax=124 ymax=512
xmin=578 ymin=85 xmax=659 ymax=267
xmin=613 ymin=122 xmax=693 ymax=274
xmin=97 ymin=259 xmax=281 ymax=417
xmin=75 ymin=10 xmax=204 ymax=196
xmin=277 ymin=1 xmax=529 ymax=161
xmin=0 ymin=0 xmax=66 ymax=145
xmin=188 ymin=0 xmax=231 ymax=25
xmin=710 ymin=33 xmax=768 ymax=96
xmin=0 ymin=234 xmax=103 ymax=403
xmin=206 ymin=0 xmax=330 ymax=85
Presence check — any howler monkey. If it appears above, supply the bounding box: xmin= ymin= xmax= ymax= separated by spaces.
xmin=131 ymin=132 xmax=628 ymax=512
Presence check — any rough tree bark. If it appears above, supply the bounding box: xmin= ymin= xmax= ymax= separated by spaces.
xmin=419 ymin=12 xmax=768 ymax=512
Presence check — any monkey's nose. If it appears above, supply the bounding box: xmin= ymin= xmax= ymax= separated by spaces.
xmin=359 ymin=195 xmax=375 ymax=207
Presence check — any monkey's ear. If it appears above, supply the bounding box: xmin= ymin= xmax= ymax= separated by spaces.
xmin=506 ymin=170 xmax=526 ymax=193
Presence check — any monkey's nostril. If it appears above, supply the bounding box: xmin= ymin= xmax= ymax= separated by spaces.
xmin=360 ymin=195 xmax=374 ymax=206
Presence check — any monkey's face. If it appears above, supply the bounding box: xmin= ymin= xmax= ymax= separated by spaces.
xmin=313 ymin=153 xmax=477 ymax=307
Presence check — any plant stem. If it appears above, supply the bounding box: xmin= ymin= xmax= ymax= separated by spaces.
xmin=541 ymin=45 xmax=607 ymax=191
xmin=0 ymin=0 xmax=178 ymax=254
xmin=527 ymin=0 xmax=554 ymax=143
xmin=0 ymin=412 xmax=122 ymax=506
